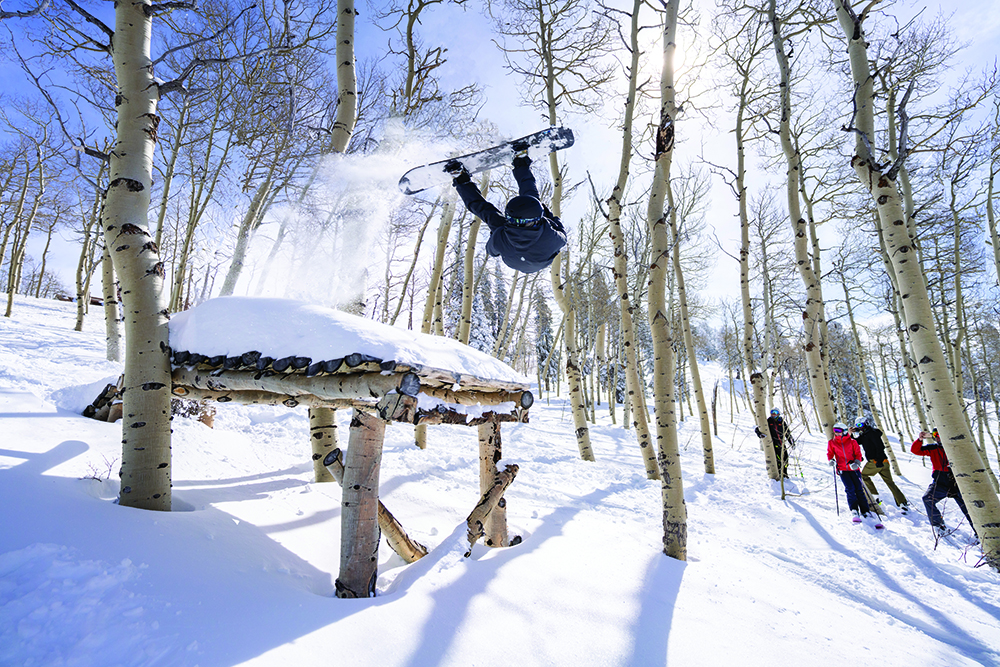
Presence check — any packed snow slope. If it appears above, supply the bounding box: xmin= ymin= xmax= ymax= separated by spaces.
xmin=1 ymin=295 xmax=998 ymax=667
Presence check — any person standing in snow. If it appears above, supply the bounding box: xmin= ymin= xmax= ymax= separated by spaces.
xmin=446 ymin=147 xmax=566 ymax=274
xmin=828 ymin=422 xmax=872 ymax=519
xmin=911 ymin=429 xmax=976 ymax=538
xmin=755 ymin=408 xmax=793 ymax=478
xmin=851 ymin=419 xmax=908 ymax=514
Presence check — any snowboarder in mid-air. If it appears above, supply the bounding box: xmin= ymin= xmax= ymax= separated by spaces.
xmin=446 ymin=146 xmax=566 ymax=274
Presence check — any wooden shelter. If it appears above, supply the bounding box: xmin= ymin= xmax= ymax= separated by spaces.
xmin=168 ymin=326 xmax=533 ymax=599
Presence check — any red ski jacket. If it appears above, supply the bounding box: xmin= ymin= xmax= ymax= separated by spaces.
xmin=911 ymin=438 xmax=950 ymax=472
xmin=827 ymin=434 xmax=862 ymax=472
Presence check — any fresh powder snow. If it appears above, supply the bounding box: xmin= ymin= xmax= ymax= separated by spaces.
xmin=1 ymin=295 xmax=998 ymax=666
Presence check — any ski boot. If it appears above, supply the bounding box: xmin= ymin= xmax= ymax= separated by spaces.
xmin=851 ymin=510 xmax=862 ymax=524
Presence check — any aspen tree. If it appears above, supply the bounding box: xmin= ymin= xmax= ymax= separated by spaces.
xmin=647 ymin=0 xmax=686 ymax=560
xmin=833 ymin=0 xmax=1000 ymax=569
xmin=769 ymin=0 xmax=835 ymax=439
xmin=718 ymin=4 xmax=779 ymax=478
xmin=605 ymin=0 xmax=658 ymax=478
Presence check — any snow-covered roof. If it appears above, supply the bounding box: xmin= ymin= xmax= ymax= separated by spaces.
xmin=167 ymin=297 xmax=529 ymax=389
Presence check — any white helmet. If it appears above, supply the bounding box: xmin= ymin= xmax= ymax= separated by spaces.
xmin=833 ymin=422 xmax=848 ymax=432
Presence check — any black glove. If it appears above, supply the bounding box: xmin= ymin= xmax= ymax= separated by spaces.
xmin=754 ymin=427 xmax=765 ymax=439
xmin=513 ymin=154 xmax=532 ymax=169
xmin=445 ymin=160 xmax=472 ymax=186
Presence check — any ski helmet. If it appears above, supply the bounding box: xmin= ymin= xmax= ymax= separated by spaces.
xmin=770 ymin=408 xmax=780 ymax=416
xmin=505 ymin=196 xmax=544 ymax=227
xmin=833 ymin=422 xmax=848 ymax=433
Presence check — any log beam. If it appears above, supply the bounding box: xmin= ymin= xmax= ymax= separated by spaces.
xmin=172 ymin=367 xmax=420 ymax=402
xmin=171 ymin=385 xmax=361 ymax=410
xmin=324 ymin=448 xmax=428 ymax=564
xmin=335 ymin=409 xmax=385 ymax=598
xmin=466 ymin=463 xmax=518 ymax=557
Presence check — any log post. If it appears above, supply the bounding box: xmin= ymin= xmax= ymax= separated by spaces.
xmin=335 ymin=409 xmax=385 ymax=598
xmin=309 ymin=407 xmax=338 ymax=483
xmin=324 ymin=448 xmax=428 ymax=564
xmin=478 ymin=417 xmax=509 ymax=548
xmin=466 ymin=464 xmax=518 ymax=557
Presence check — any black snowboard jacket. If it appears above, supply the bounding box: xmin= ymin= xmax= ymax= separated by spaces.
xmin=455 ymin=162 xmax=567 ymax=274
xmin=855 ymin=427 xmax=888 ymax=462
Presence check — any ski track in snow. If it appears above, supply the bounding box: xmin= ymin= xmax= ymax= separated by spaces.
xmin=1 ymin=294 xmax=998 ymax=667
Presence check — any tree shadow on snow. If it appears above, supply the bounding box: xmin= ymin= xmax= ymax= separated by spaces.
xmin=0 ymin=439 xmax=393 ymax=667
xmin=398 ymin=482 xmax=641 ymax=667
xmin=786 ymin=499 xmax=999 ymax=662
xmin=623 ymin=553 xmax=686 ymax=665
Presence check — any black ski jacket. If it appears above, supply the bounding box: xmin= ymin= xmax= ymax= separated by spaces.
xmin=767 ymin=416 xmax=788 ymax=444
xmin=855 ymin=427 xmax=888 ymax=461
xmin=455 ymin=162 xmax=566 ymax=274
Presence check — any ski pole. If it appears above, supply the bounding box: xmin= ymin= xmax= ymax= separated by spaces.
xmin=833 ymin=463 xmax=840 ymax=516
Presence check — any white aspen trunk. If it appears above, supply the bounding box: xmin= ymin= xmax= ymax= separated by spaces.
xmin=308 ymin=407 xmax=338 ymax=483
xmin=415 ymin=198 xmax=455 ymax=449
xmin=391 ymin=197 xmax=440 ymax=326
xmin=101 ymin=244 xmax=122 ymax=362
xmin=109 ymin=0 xmax=173 ymax=511
xmin=324 ymin=449 xmax=427 ymax=563
xmin=668 ymin=188 xmax=714 ymax=473
xmin=735 ymin=61 xmax=777 ymax=479
xmin=331 ymin=0 xmax=357 ymax=153
xmin=987 ymin=149 xmax=999 ymax=287
xmin=834 ymin=0 xmax=1000 ymax=570
xmin=218 ymin=176 xmax=273 ymax=297
xmin=336 ymin=409 xmax=384 ymax=598
xmin=458 ymin=185 xmax=484 ymax=343
xmin=649 ymin=0 xmax=686 ymax=560
xmin=606 ymin=0 xmax=657 ymax=478
xmin=153 ymin=99 xmax=187 ymax=249
xmin=770 ymin=0 xmax=835 ymax=439
xmin=551 ymin=252 xmax=594 ymax=461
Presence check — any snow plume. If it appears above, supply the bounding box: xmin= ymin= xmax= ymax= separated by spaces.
xmin=248 ymin=122 xmax=460 ymax=312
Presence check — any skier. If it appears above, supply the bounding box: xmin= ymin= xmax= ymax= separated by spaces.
xmin=911 ymin=428 xmax=976 ymax=538
xmin=851 ymin=419 xmax=908 ymax=514
xmin=446 ymin=148 xmax=567 ymax=274
xmin=755 ymin=408 xmax=792 ymax=478
xmin=827 ymin=421 xmax=872 ymax=521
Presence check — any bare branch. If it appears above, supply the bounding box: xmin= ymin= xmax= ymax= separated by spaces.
xmin=151 ymin=3 xmax=257 ymax=66
xmin=0 ymin=0 xmax=48 ymax=19
xmin=64 ymin=0 xmax=113 ymax=45
xmin=145 ymin=1 xmax=196 ymax=17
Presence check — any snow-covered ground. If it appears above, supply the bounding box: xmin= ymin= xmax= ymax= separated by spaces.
xmin=1 ymin=295 xmax=998 ymax=667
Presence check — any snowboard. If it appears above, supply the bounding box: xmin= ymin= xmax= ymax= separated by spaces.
xmin=398 ymin=126 xmax=575 ymax=195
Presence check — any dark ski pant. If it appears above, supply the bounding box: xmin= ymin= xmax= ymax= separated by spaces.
xmin=838 ymin=470 xmax=870 ymax=515
xmin=861 ymin=460 xmax=908 ymax=507
xmin=923 ymin=470 xmax=974 ymax=533
xmin=771 ymin=439 xmax=788 ymax=478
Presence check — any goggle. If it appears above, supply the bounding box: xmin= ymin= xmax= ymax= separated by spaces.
xmin=833 ymin=428 xmax=845 ymax=433
xmin=507 ymin=216 xmax=542 ymax=228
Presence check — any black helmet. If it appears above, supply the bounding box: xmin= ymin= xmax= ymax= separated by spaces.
xmin=505 ymin=195 xmax=544 ymax=227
